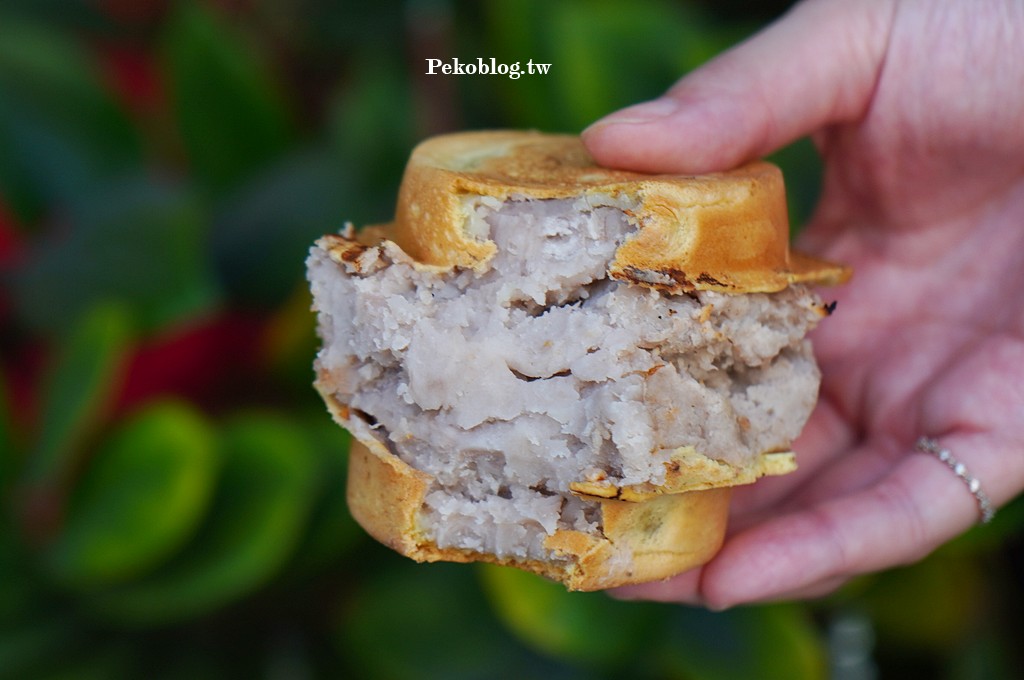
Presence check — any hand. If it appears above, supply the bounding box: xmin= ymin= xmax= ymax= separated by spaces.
xmin=583 ymin=0 xmax=1024 ymax=608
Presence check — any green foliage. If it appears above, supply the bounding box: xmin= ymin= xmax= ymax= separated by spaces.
xmin=0 ymin=521 xmax=42 ymax=626
xmin=88 ymin=412 xmax=318 ymax=625
xmin=161 ymin=1 xmax=294 ymax=198
xmin=0 ymin=615 xmax=84 ymax=680
xmin=23 ymin=304 xmax=132 ymax=488
xmin=210 ymin=149 xmax=356 ymax=307
xmin=481 ymin=565 xmax=825 ymax=679
xmin=338 ymin=562 xmax=580 ymax=680
xmin=0 ymin=14 xmax=140 ymax=223
xmin=286 ymin=414 xmax=362 ymax=574
xmin=544 ymin=0 xmax=720 ymax=131
xmin=657 ymin=604 xmax=826 ymax=680
xmin=326 ymin=51 xmax=415 ymax=224
xmin=475 ymin=0 xmax=736 ymax=132
xmin=11 ymin=178 xmax=220 ymax=336
xmin=480 ymin=564 xmax=661 ymax=668
xmin=0 ymin=0 xmax=1021 ymax=677
xmin=45 ymin=401 xmax=219 ymax=588
xmin=858 ymin=551 xmax=984 ymax=651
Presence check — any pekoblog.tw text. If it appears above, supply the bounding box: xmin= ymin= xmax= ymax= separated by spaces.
xmin=424 ymin=58 xmax=551 ymax=79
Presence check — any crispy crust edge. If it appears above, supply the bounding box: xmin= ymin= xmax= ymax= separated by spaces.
xmin=317 ymin=130 xmax=843 ymax=589
xmin=345 ymin=438 xmax=733 ymax=591
xmin=385 ymin=130 xmax=850 ymax=292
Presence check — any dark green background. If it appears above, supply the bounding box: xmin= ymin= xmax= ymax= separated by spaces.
xmin=0 ymin=1 xmax=1021 ymax=677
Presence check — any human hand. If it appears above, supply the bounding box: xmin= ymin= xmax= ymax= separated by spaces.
xmin=582 ymin=0 xmax=1024 ymax=608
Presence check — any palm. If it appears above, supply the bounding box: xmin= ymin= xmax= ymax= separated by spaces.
xmin=710 ymin=2 xmax=1024 ymax=603
xmin=739 ymin=158 xmax=1024 ymax=522
xmin=588 ymin=0 xmax=1024 ymax=604
xmin=712 ymin=160 xmax=1024 ymax=602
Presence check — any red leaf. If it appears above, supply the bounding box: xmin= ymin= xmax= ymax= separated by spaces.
xmin=96 ymin=45 xmax=164 ymax=115
xmin=0 ymin=198 xmax=25 ymax=266
xmin=115 ymin=313 xmax=266 ymax=413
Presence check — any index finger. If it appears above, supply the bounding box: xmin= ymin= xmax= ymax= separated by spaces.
xmin=582 ymin=0 xmax=894 ymax=174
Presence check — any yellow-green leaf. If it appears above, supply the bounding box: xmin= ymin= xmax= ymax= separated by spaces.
xmin=478 ymin=563 xmax=661 ymax=667
xmin=46 ymin=400 xmax=218 ymax=588
xmin=87 ymin=412 xmax=317 ymax=625
xmin=23 ymin=303 xmax=132 ymax=489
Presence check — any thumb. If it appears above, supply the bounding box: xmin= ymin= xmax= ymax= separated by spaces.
xmin=582 ymin=0 xmax=894 ymax=174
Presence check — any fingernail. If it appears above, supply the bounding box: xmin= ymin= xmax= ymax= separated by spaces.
xmin=585 ymin=98 xmax=678 ymax=131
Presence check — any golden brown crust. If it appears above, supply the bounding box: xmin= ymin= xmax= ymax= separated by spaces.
xmin=386 ymin=130 xmax=850 ymax=292
xmin=570 ymin=447 xmax=796 ymax=502
xmin=345 ymin=439 xmax=732 ymax=591
xmin=346 ymin=436 xmax=431 ymax=555
xmin=318 ymin=130 xmax=850 ymax=589
xmin=321 ymin=351 xmax=780 ymax=590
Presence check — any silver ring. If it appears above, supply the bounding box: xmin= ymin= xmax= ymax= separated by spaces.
xmin=916 ymin=437 xmax=995 ymax=524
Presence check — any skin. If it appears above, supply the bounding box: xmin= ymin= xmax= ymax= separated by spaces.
xmin=582 ymin=0 xmax=1024 ymax=608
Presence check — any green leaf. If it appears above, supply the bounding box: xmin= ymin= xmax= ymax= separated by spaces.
xmin=477 ymin=0 xmax=549 ymax=126
xmin=11 ymin=642 xmax=133 ymax=680
xmin=0 ymin=615 xmax=82 ymax=680
xmin=858 ymin=551 xmax=986 ymax=651
xmin=144 ymin=652 xmax=225 ymax=680
xmin=0 ymin=517 xmax=40 ymax=625
xmin=326 ymin=53 xmax=413 ymax=224
xmin=478 ymin=0 xmax=728 ymax=132
xmin=655 ymin=604 xmax=826 ymax=680
xmin=478 ymin=563 xmax=663 ymax=668
xmin=46 ymin=400 xmax=219 ymax=588
xmin=11 ymin=177 xmax=220 ymax=336
xmin=0 ymin=1 xmax=102 ymax=29
xmin=948 ymin=633 xmax=1022 ymax=680
xmin=260 ymin=0 xmax=404 ymax=54
xmin=285 ymin=414 xmax=362 ymax=574
xmin=546 ymin=0 xmax=723 ymax=131
xmin=23 ymin=303 xmax=132 ymax=489
xmin=0 ymin=14 xmax=140 ymax=222
xmin=211 ymin=149 xmax=356 ymax=308
xmin=87 ymin=412 xmax=318 ymax=625
xmin=161 ymin=1 xmax=294 ymax=197
xmin=339 ymin=562 xmax=579 ymax=680
xmin=767 ymin=137 xmax=824 ymax=234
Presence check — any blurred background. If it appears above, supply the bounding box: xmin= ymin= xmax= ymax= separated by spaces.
xmin=0 ymin=0 xmax=1021 ymax=678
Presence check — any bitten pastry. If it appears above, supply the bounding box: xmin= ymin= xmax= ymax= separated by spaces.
xmin=307 ymin=130 xmax=849 ymax=590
